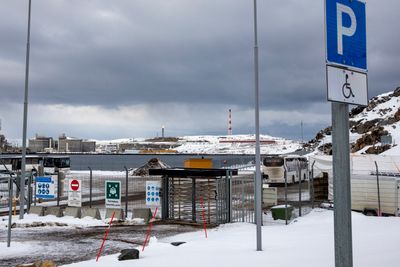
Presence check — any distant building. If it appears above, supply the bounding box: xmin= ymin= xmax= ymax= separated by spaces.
xmin=58 ymin=134 xmax=81 ymax=152
xmin=82 ymin=141 xmax=96 ymax=152
xmin=58 ymin=134 xmax=96 ymax=153
xmin=118 ymin=143 xmax=137 ymax=153
xmin=0 ymin=134 xmax=7 ymax=152
xmin=28 ymin=135 xmax=54 ymax=153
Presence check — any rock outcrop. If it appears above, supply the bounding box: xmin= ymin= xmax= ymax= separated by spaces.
xmin=131 ymin=158 xmax=170 ymax=176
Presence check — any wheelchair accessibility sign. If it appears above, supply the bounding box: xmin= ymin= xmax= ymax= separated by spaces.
xmin=327 ymin=65 xmax=367 ymax=106
xmin=325 ymin=0 xmax=367 ymax=106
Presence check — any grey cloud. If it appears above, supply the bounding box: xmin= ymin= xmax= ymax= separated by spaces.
xmin=0 ymin=0 xmax=399 ymax=140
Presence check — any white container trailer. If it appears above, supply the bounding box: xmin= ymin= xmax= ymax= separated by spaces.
xmin=351 ymin=174 xmax=400 ymax=216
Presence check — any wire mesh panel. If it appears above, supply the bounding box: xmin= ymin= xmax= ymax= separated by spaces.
xmin=0 ymin=177 xmax=16 ymax=212
xmin=127 ymin=176 xmax=162 ymax=213
xmin=167 ymin=177 xmax=221 ymax=224
xmin=216 ymin=177 xmax=228 ymax=224
xmin=231 ymin=173 xmax=255 ymax=223
xmin=195 ymin=178 xmax=218 ymax=224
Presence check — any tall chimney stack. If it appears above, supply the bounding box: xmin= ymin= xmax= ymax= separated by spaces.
xmin=228 ymin=109 xmax=232 ymax=135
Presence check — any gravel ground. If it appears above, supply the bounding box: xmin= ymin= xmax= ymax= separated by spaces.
xmin=0 ymin=223 xmax=198 ymax=266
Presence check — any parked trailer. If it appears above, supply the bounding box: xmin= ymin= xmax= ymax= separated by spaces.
xmin=351 ymin=174 xmax=400 ymax=216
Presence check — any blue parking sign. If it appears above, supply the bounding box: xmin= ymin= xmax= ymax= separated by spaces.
xmin=326 ymin=0 xmax=367 ymax=70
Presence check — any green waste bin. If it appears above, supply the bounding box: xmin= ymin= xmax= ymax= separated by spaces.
xmin=271 ymin=205 xmax=293 ymax=220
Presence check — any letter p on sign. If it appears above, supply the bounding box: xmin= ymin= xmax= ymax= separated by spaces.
xmin=325 ymin=0 xmax=367 ymax=71
xmin=336 ymin=3 xmax=356 ymax=55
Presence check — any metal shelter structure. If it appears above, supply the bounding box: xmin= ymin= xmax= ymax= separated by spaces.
xmin=149 ymin=168 xmax=238 ymax=225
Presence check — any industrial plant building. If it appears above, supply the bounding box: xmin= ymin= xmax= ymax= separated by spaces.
xmin=28 ymin=134 xmax=96 ymax=153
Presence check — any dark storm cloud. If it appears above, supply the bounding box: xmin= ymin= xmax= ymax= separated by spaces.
xmin=0 ymin=0 xmax=399 ymax=139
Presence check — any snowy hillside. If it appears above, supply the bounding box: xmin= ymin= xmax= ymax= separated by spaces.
xmin=175 ymin=134 xmax=301 ymax=154
xmin=95 ymin=134 xmax=302 ymax=155
xmin=308 ymin=87 xmax=400 ymax=155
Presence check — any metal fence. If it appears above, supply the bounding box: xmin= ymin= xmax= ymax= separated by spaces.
xmin=31 ymin=170 xmax=164 ymax=217
xmin=0 ymin=172 xmax=34 ymax=214
xmin=230 ymin=173 xmax=255 ymax=223
xmin=4 ymin=159 xmax=395 ymax=223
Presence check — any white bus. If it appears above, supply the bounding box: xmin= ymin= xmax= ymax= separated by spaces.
xmin=43 ymin=156 xmax=71 ymax=175
xmin=0 ymin=155 xmax=41 ymax=173
xmin=262 ymin=155 xmax=308 ymax=184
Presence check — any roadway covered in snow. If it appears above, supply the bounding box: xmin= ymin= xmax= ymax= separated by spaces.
xmin=2 ymin=209 xmax=399 ymax=266
xmin=62 ymin=209 xmax=400 ymax=267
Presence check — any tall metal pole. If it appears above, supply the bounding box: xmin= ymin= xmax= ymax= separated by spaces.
xmin=253 ymin=0 xmax=262 ymax=251
xmin=332 ymin=102 xmax=353 ymax=267
xmin=20 ymin=0 xmax=32 ymax=220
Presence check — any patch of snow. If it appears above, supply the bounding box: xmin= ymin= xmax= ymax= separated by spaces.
xmin=0 ymin=214 xmax=107 ymax=228
xmin=0 ymin=242 xmax=34 ymax=259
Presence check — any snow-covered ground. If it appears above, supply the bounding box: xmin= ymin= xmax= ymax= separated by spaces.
xmin=0 ymin=212 xmax=146 ymax=229
xmin=54 ymin=209 xmax=400 ymax=267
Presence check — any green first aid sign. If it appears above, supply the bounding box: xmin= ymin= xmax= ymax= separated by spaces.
xmin=105 ymin=180 xmax=121 ymax=208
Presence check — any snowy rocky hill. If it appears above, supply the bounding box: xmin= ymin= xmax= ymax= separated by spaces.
xmin=308 ymin=87 xmax=400 ymax=155
xmin=95 ymin=134 xmax=302 ymax=155
xmin=174 ymin=134 xmax=301 ymax=154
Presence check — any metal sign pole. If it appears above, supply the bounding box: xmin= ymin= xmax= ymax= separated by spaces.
xmin=253 ymin=0 xmax=262 ymax=251
xmin=332 ymin=102 xmax=353 ymax=267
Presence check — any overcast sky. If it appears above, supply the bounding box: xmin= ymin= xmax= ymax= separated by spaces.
xmin=0 ymin=0 xmax=399 ymax=143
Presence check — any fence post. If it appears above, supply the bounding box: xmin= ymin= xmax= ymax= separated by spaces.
xmin=241 ymin=179 xmax=245 ymax=222
xmin=34 ymin=175 xmax=36 ymax=206
xmin=229 ymin=170 xmax=232 ymax=223
xmin=88 ymin=167 xmax=92 ymax=208
xmin=192 ymin=177 xmax=196 ymax=222
xmin=253 ymin=171 xmax=255 ymax=223
xmin=161 ymin=176 xmax=169 ymax=220
xmin=57 ymin=171 xmax=61 ymax=207
xmin=27 ymin=172 xmax=32 ymax=212
xmin=124 ymin=166 xmax=128 ymax=219
xmin=7 ymin=176 xmax=13 ymax=247
xmin=374 ymin=161 xmax=381 ymax=216
xmin=311 ymin=160 xmax=316 ymax=209
xmin=284 ymin=166 xmax=288 ymax=225
xmin=298 ymin=161 xmax=302 ymax=217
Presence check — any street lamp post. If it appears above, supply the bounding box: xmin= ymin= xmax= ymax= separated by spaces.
xmin=253 ymin=0 xmax=262 ymax=251
xmin=20 ymin=0 xmax=32 ymax=219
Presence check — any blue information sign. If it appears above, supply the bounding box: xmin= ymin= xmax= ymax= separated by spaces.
xmin=36 ymin=176 xmax=55 ymax=199
xmin=326 ymin=0 xmax=367 ymax=70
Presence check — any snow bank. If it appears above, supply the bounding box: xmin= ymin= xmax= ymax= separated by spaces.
xmin=0 ymin=214 xmax=107 ymax=228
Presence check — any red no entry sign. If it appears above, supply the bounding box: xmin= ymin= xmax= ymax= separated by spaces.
xmin=71 ymin=179 xmax=80 ymax=191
